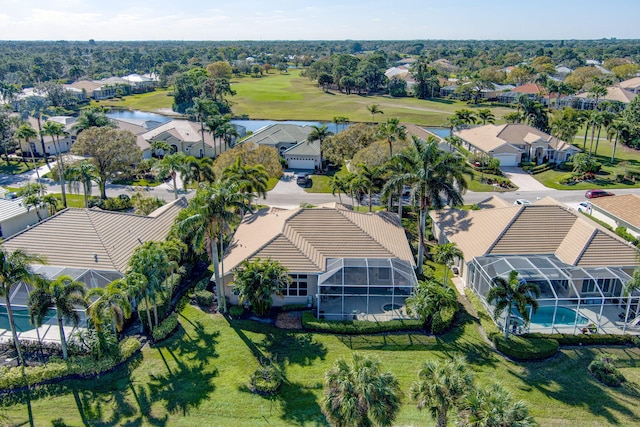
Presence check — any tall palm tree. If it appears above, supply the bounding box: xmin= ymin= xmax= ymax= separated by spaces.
xmin=459 ymin=382 xmax=537 ymax=427
xmin=383 ymin=136 xmax=471 ymax=275
xmin=222 ymin=156 xmax=268 ymax=210
xmin=183 ymin=155 xmax=215 ymax=188
xmin=607 ymin=118 xmax=630 ymax=163
xmin=88 ymin=280 xmax=132 ymax=335
xmin=406 ymin=280 xmax=458 ymax=331
xmin=367 ymin=104 xmax=384 ymax=124
xmin=173 ymin=182 xmax=248 ymax=313
xmin=587 ymin=111 xmax=604 ymax=159
xmin=487 ymin=270 xmax=540 ymax=339
xmin=0 ymin=248 xmax=46 ymax=365
xmin=431 ymin=243 xmax=463 ymax=287
xmin=27 ymin=275 xmax=87 ymax=360
xmin=128 ymin=242 xmax=171 ymax=328
xmin=476 ymin=109 xmax=495 ymax=125
xmin=323 ymin=353 xmax=401 ymax=427
xmin=452 ymin=109 xmax=478 ymax=126
xmin=593 ymin=111 xmax=615 ymax=158
xmin=22 ymin=96 xmax=52 ymax=168
xmin=15 ymin=123 xmax=43 ymax=194
xmin=42 ymin=121 xmax=69 ymax=208
xmin=356 ymin=163 xmax=384 ymax=212
xmin=71 ymin=107 xmax=115 ymax=134
xmin=65 ymin=160 xmax=97 ymax=208
xmin=410 ymin=355 xmax=474 ymax=427
xmin=328 ymin=174 xmax=349 ymax=204
xmin=216 ymin=120 xmax=239 ymax=153
xmin=308 ymin=124 xmax=333 ymax=171
xmin=205 ymin=114 xmax=228 ymax=158
xmin=158 ymin=151 xmax=188 ymax=200
xmin=188 ymin=98 xmax=217 ymax=158
xmin=377 ymin=117 xmax=407 ymax=158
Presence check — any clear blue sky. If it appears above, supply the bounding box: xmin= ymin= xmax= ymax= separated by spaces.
xmin=0 ymin=0 xmax=637 ymax=41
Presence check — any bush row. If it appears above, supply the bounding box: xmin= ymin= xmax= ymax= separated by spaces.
xmin=492 ymin=335 xmax=559 ymax=361
xmin=88 ymin=194 xmax=132 ymax=211
xmin=524 ymin=333 xmax=636 ymax=346
xmin=530 ymin=163 xmax=553 ymax=175
xmin=615 ymin=226 xmax=639 ymax=246
xmin=279 ymin=304 xmax=310 ymax=312
xmin=301 ymin=312 xmax=423 ymax=334
xmin=152 ymin=312 xmax=179 ymax=342
xmin=0 ymin=338 xmax=141 ymax=392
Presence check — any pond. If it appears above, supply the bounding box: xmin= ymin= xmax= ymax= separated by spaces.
xmin=106 ymin=110 xmax=173 ymax=124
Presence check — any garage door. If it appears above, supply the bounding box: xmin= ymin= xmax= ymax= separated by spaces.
xmin=492 ymin=153 xmax=517 ymax=167
xmin=288 ymin=159 xmax=316 ymax=170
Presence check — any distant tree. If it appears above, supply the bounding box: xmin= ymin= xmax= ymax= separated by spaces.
xmin=476 ymin=109 xmax=495 ymax=125
xmin=452 ymin=109 xmax=478 ymax=126
xmin=318 ymin=73 xmax=333 ymax=92
xmin=15 ymin=123 xmax=43 ymax=191
xmin=157 ymin=151 xmax=188 ymax=200
xmin=322 ymin=123 xmax=376 ymax=165
xmin=188 ymin=97 xmax=218 ymax=158
xmin=607 ymin=118 xmax=630 ymax=163
xmin=206 ymin=61 xmax=233 ymax=79
xmin=42 ymin=120 xmax=69 ymax=208
xmin=213 ymin=143 xmax=282 ymax=179
xmin=367 ymin=104 xmax=384 ymax=124
xmin=323 ymin=353 xmax=401 ymax=427
xmin=71 ymin=127 xmax=142 ymax=199
xmin=388 ymin=76 xmax=407 ymax=97
xmin=308 ymin=124 xmax=333 ymax=169
xmin=487 ymin=270 xmax=540 ymax=339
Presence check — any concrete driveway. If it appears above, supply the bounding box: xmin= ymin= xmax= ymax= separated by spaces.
xmin=501 ymin=167 xmax=549 ymax=192
xmin=269 ymin=171 xmax=308 ymax=195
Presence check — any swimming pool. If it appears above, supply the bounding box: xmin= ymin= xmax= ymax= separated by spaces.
xmin=0 ymin=306 xmax=54 ymax=332
xmin=424 ymin=127 xmax=450 ymax=139
xmin=514 ymin=306 xmax=589 ymax=327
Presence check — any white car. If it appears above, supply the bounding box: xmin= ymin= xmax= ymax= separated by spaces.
xmin=577 ymin=201 xmax=592 ymax=213
xmin=513 ymin=199 xmax=532 ymax=206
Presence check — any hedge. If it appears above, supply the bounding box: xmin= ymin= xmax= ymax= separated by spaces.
xmin=280 ymin=304 xmax=309 ymax=312
xmin=0 ymin=337 xmax=141 ymax=392
xmin=301 ymin=312 xmax=423 ymax=334
xmin=492 ymin=335 xmax=559 ymax=361
xmin=194 ymin=290 xmax=214 ymax=307
xmin=464 ymin=289 xmax=500 ymax=339
xmin=152 ymin=312 xmax=179 ymax=342
xmin=524 ymin=333 xmax=635 ymax=346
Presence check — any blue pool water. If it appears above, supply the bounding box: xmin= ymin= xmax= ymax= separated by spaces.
xmin=514 ymin=306 xmax=589 ymax=327
xmin=0 ymin=306 xmax=54 ymax=332
xmin=424 ymin=127 xmax=450 ymax=139
xmin=106 ymin=110 xmax=172 ymax=123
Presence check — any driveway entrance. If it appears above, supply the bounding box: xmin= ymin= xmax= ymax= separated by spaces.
xmin=501 ymin=167 xmax=549 ymax=191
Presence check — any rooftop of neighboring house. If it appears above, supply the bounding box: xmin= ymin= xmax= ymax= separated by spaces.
xmin=590 ymin=194 xmax=640 ymax=229
xmin=575 ymin=86 xmax=637 ymax=103
xmin=511 ymin=83 xmax=545 ymax=95
xmin=239 ymin=123 xmax=312 ymax=147
xmin=454 ymin=123 xmax=578 ymax=153
xmin=223 ymin=204 xmax=415 ymax=274
xmin=1 ymin=197 xmax=188 ymax=273
xmin=141 ymin=119 xmax=215 ymax=146
xmin=431 ymin=196 xmax=638 ymax=267
xmin=619 ymin=77 xmax=640 ymax=91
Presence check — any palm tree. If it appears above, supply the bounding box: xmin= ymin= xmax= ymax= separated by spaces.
xmin=188 ymin=98 xmax=217 ymax=158
xmin=588 ymin=84 xmax=608 ymax=111
xmin=222 ymin=156 xmax=268 ymax=210
xmin=406 ymin=280 xmax=458 ymax=332
xmin=128 ymin=242 xmax=171 ymax=328
xmin=308 ymin=124 xmax=333 ymax=171
xmin=216 ymin=120 xmax=239 ymax=153
xmin=367 ymin=104 xmax=384 ymax=124
xmin=332 ymin=116 xmax=349 ymax=133
xmin=593 ymin=111 xmax=615 ymax=158
xmin=587 ymin=111 xmax=604 ymax=159
xmin=88 ymin=280 xmax=132 ymax=335
xmin=459 ymin=382 xmax=537 ymax=427
xmin=41 ymin=194 xmax=59 ymax=217
xmin=431 ymin=242 xmax=463 ymax=287
xmin=22 ymin=96 xmax=52 ymax=168
xmin=206 ymin=114 xmax=228 ymax=158
xmin=411 ymin=355 xmax=474 ymax=427
xmin=233 ymin=258 xmax=291 ymax=317
xmin=356 ymin=163 xmax=384 ymax=212
xmin=173 ymin=182 xmax=248 ymax=313
xmin=65 ymin=160 xmax=97 ymax=208
xmin=328 ymin=174 xmax=349 ymax=204
xmin=476 ymin=109 xmax=495 ymax=125
xmin=42 ymin=121 xmax=69 ymax=208
xmin=487 ymin=270 xmax=540 ymax=339
xmin=323 ymin=353 xmax=401 ymax=427
xmin=158 ymin=151 xmax=188 ymax=200
xmin=377 ymin=118 xmax=407 ymax=158
xmin=383 ymin=136 xmax=471 ymax=275
xmin=71 ymin=107 xmax=115 ymax=134
xmin=183 ymin=155 xmax=215 ymax=188
xmin=27 ymin=275 xmax=87 ymax=360
xmin=452 ymin=109 xmax=478 ymax=126
xmin=607 ymin=118 xmax=630 ymax=163
xmin=15 ymin=123 xmax=43 ymax=194
xmin=0 ymin=248 xmax=46 ymax=365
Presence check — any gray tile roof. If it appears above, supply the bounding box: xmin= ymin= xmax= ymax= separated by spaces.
xmin=240 ymin=124 xmax=312 ymax=147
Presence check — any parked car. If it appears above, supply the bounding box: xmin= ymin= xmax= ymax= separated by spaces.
xmin=585 ymin=189 xmax=614 ymax=199
xmin=296 ymin=172 xmax=309 ymax=186
xmin=513 ymin=199 xmax=532 ymax=206
xmin=577 ymin=201 xmax=592 ymax=213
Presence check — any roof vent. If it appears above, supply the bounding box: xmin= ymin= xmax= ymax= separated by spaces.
xmin=93 ymin=253 xmax=98 ymax=262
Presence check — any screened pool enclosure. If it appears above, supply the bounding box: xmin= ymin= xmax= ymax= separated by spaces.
xmin=316 ymin=258 xmax=418 ymax=321
xmin=468 ymin=255 xmax=640 ymax=334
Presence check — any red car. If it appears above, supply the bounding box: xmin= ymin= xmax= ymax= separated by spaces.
xmin=585 ymin=189 xmax=614 ymax=199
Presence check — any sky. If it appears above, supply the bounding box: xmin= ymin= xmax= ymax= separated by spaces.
xmin=0 ymin=0 xmax=638 ymax=41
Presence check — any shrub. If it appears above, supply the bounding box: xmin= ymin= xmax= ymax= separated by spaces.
xmin=530 ymin=163 xmax=553 ymax=174
xmin=302 ymin=312 xmax=424 ymax=334
xmin=588 ymin=354 xmax=625 ymax=387
xmin=119 ymin=337 xmax=142 ymax=361
xmin=280 ymin=304 xmax=309 ymax=312
xmin=229 ymin=305 xmax=244 ymax=319
xmin=152 ymin=312 xmax=179 ymax=342
xmin=558 ymin=161 xmax=573 ymax=171
xmin=194 ymin=290 xmax=214 ymax=307
xmin=249 ymin=359 xmax=284 ymax=395
xmin=88 ymin=194 xmax=132 ymax=211
xmin=194 ymin=277 xmax=212 ymax=291
xmin=524 ymin=333 xmax=634 ymax=346
xmin=615 ymin=226 xmax=639 ymax=246
xmin=492 ymin=335 xmax=559 ymax=361
xmin=431 ymin=310 xmax=455 ymax=335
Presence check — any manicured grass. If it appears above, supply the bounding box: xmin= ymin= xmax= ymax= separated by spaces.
xmin=230 ymin=70 xmax=514 ymax=126
xmin=0 ymin=159 xmax=47 ymax=175
xmin=91 ymin=88 xmax=174 ymax=111
xmin=2 ymin=302 xmax=640 ymax=426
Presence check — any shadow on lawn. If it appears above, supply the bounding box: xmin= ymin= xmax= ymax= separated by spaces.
xmin=508 ymin=348 xmax=640 ymax=426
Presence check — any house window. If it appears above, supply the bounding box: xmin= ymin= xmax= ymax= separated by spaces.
xmin=581 ymin=280 xmax=596 ymax=293
xmin=285 ymin=274 xmax=308 ymax=296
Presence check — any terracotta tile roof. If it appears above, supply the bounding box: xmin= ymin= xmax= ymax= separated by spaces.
xmin=224 ymin=206 xmax=414 ymax=273
xmin=511 ymin=83 xmax=545 ymax=95
xmin=1 ymin=198 xmax=187 ymax=273
xmin=590 ymin=194 xmax=640 ymax=229
xmin=432 ymin=198 xmax=638 ymax=267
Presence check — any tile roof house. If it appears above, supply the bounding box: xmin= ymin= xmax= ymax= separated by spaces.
xmin=20 ymin=116 xmax=76 ymax=157
xmin=222 ymin=204 xmax=417 ymax=320
xmin=431 ymin=197 xmax=640 ymax=334
xmin=0 ymin=188 xmax=48 ymax=239
xmin=619 ymin=77 xmax=640 ymax=94
xmin=454 ymin=123 xmax=580 ymax=166
xmin=239 ymin=124 xmax=319 ymax=169
xmin=589 ymin=194 xmax=640 ymax=239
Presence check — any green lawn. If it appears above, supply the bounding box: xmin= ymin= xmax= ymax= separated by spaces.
xmin=91 ymin=89 xmax=175 ymax=111
xmin=2 ymin=302 xmax=639 ymax=426
xmin=0 ymin=159 xmax=46 ymax=176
